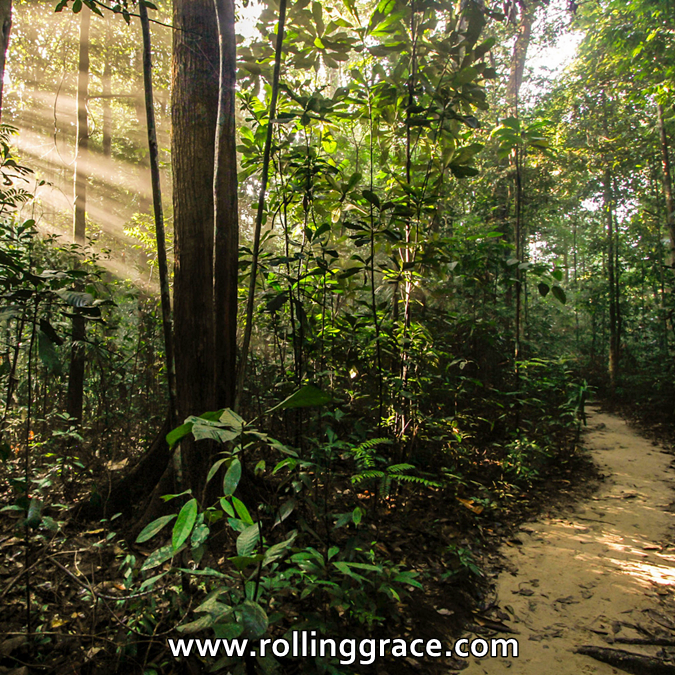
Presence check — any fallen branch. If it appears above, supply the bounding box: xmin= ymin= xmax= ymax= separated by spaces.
xmin=613 ymin=638 xmax=675 ymax=647
xmin=576 ymin=645 xmax=675 ymax=675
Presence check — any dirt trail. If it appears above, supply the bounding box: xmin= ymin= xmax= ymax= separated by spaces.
xmin=463 ymin=407 xmax=675 ymax=674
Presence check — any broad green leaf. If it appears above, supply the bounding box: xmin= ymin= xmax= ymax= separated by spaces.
xmin=236 ymin=524 xmax=260 ymax=556
xmin=206 ymin=457 xmax=229 ymax=485
xmin=136 ymin=514 xmax=176 ymax=543
xmin=214 ymin=623 xmax=244 ymax=640
xmin=263 ymin=531 xmax=297 ymax=566
xmin=232 ymin=497 xmax=254 ymax=525
xmin=140 ymin=544 xmax=176 ymax=572
xmin=268 ymin=384 xmax=332 ymax=412
xmin=192 ymin=424 xmax=238 ymax=444
xmin=274 ymin=498 xmax=295 ymax=527
xmin=240 ymin=600 xmax=268 ymax=639
xmin=166 ymin=422 xmax=193 ymax=449
xmin=54 ymin=288 xmax=94 ymax=307
xmin=220 ymin=497 xmax=235 ymax=517
xmin=172 ymin=499 xmax=198 ymax=551
xmin=219 ymin=408 xmax=245 ymax=431
xmin=223 ymin=458 xmax=242 ymax=496
xmin=538 ymin=282 xmax=550 ymax=297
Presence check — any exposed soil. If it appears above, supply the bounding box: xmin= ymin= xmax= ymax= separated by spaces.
xmin=461 ymin=407 xmax=675 ymax=674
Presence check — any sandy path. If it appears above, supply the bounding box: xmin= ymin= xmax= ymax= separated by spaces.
xmin=463 ymin=407 xmax=675 ymax=674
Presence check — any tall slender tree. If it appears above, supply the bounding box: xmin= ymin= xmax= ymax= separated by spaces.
xmin=0 ymin=0 xmax=11 ymax=120
xmin=213 ymin=0 xmax=239 ymax=411
xmin=66 ymin=7 xmax=90 ymax=424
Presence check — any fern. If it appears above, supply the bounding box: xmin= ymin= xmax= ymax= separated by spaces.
xmin=352 ymin=470 xmax=385 ymax=484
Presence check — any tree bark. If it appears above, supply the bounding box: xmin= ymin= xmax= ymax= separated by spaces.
xmin=506 ymin=0 xmax=537 ymax=113
xmin=0 ymin=0 xmax=12 ymax=121
xmin=172 ymin=0 xmax=219 ymax=493
xmin=213 ymin=0 xmax=240 ymax=411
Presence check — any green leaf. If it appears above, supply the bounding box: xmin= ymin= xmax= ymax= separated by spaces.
xmin=263 ymin=531 xmax=297 ymax=566
xmin=38 ymin=330 xmax=61 ymax=375
xmin=214 ymin=623 xmax=244 ymax=640
xmin=172 ymin=499 xmax=198 ymax=551
xmin=268 ymin=384 xmax=332 ymax=412
xmin=232 ymin=497 xmax=254 ymax=525
xmin=136 ymin=514 xmax=176 ymax=543
xmin=219 ymin=408 xmax=244 ymax=431
xmin=166 ymin=422 xmax=193 ymax=449
xmin=240 ymin=601 xmax=268 ymax=639
xmin=223 ymin=458 xmax=242 ymax=496
xmin=220 ymin=497 xmax=235 ymax=517
xmin=206 ymin=457 xmax=229 ymax=485
xmin=54 ymin=288 xmax=94 ymax=307
xmin=362 ymin=189 xmax=381 ymax=208
xmin=551 ymin=286 xmax=566 ymax=304
xmin=236 ymin=524 xmax=260 ymax=556
xmin=140 ymin=544 xmax=176 ymax=572
xmin=538 ymin=282 xmax=550 ymax=297
xmin=274 ymin=498 xmax=295 ymax=527
xmin=449 ymin=164 xmax=480 ymax=178
xmin=192 ymin=423 xmax=238 ymax=444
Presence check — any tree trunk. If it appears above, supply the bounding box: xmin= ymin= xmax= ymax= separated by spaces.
xmin=139 ymin=0 xmax=177 ymax=423
xmin=102 ymin=33 xmax=112 ymax=156
xmin=133 ymin=47 xmax=152 ymax=215
xmin=67 ymin=8 xmax=90 ymax=424
xmin=657 ymin=103 xmax=675 ymax=267
xmin=506 ymin=0 xmax=537 ymax=113
xmin=0 ymin=0 xmax=12 ymax=121
xmin=73 ymin=8 xmax=89 ymax=246
xmin=604 ymin=167 xmax=618 ymax=391
xmin=602 ymin=92 xmax=618 ymax=391
xmin=172 ymin=0 xmax=219 ymax=494
xmin=213 ymin=0 xmax=240 ymax=411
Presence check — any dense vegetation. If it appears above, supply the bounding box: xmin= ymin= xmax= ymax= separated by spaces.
xmin=0 ymin=0 xmax=673 ymax=673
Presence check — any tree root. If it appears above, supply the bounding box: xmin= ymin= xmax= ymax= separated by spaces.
xmin=576 ymin=645 xmax=675 ymax=675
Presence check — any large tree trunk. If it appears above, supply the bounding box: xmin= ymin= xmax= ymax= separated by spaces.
xmin=213 ymin=0 xmax=239 ymax=411
xmin=67 ymin=8 xmax=90 ymax=424
xmin=172 ymin=0 xmax=219 ymax=494
xmin=0 ymin=0 xmax=11 ymax=121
